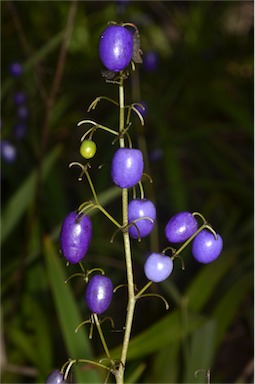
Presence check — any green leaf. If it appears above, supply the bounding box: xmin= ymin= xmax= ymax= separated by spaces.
xmin=109 ymin=310 xmax=205 ymax=361
xmin=213 ymin=271 xmax=253 ymax=347
xmin=152 ymin=342 xmax=180 ymax=383
xmin=1 ymin=145 xmax=62 ymax=245
xmin=43 ymin=237 xmax=101 ymax=383
xmin=185 ymin=249 xmax=238 ymax=312
xmin=184 ymin=319 xmax=216 ymax=383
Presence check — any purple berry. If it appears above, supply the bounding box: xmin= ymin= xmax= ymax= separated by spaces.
xmin=1 ymin=140 xmax=17 ymax=163
xmin=13 ymin=91 xmax=26 ymax=105
xmin=17 ymin=105 xmax=28 ymax=120
xmin=99 ymin=25 xmax=133 ymax=72
xmin=85 ymin=275 xmax=113 ymax=314
xmin=60 ymin=212 xmax=92 ymax=264
xmin=45 ymin=369 xmax=65 ymax=384
xmin=135 ymin=101 xmax=147 ymax=118
xmin=128 ymin=198 xmax=156 ymax=239
xmin=165 ymin=212 xmax=198 ymax=243
xmin=143 ymin=51 xmax=159 ymax=72
xmin=9 ymin=62 xmax=22 ymax=77
xmin=13 ymin=123 xmax=27 ymax=139
xmin=149 ymin=148 xmax=163 ymax=163
xmin=111 ymin=148 xmax=144 ymax=188
xmin=144 ymin=253 xmax=173 ymax=283
xmin=192 ymin=230 xmax=223 ymax=264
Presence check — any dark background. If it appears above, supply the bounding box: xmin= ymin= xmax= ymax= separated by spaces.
xmin=1 ymin=1 xmax=253 ymax=383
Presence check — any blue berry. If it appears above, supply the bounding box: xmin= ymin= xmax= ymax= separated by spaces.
xmin=45 ymin=369 xmax=65 ymax=384
xmin=17 ymin=106 xmax=28 ymax=120
xmin=60 ymin=212 xmax=92 ymax=264
xmin=13 ymin=91 xmax=26 ymax=105
xmin=135 ymin=101 xmax=147 ymax=118
xmin=192 ymin=230 xmax=223 ymax=264
xmin=143 ymin=51 xmax=159 ymax=72
xmin=13 ymin=123 xmax=27 ymax=139
xmin=9 ymin=62 xmax=23 ymax=77
xmin=144 ymin=253 xmax=173 ymax=282
xmin=111 ymin=148 xmax=144 ymax=188
xmin=165 ymin=212 xmax=198 ymax=243
xmin=1 ymin=140 xmax=17 ymax=163
xmin=85 ymin=275 xmax=113 ymax=314
xmin=99 ymin=25 xmax=133 ymax=72
xmin=128 ymin=198 xmax=156 ymax=239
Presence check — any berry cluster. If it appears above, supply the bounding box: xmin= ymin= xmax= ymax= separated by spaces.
xmin=49 ymin=23 xmax=223 ymax=384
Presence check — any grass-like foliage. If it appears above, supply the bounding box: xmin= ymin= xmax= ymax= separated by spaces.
xmin=1 ymin=2 xmax=253 ymax=383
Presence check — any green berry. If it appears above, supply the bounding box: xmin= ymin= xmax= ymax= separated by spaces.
xmin=80 ymin=140 xmax=97 ymax=159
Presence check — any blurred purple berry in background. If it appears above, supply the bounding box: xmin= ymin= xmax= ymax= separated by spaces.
xmin=149 ymin=148 xmax=163 ymax=162
xmin=14 ymin=91 xmax=26 ymax=105
xmin=116 ymin=0 xmax=130 ymax=14
xmin=135 ymin=101 xmax=147 ymax=118
xmin=1 ymin=140 xmax=17 ymax=163
xmin=13 ymin=122 xmax=27 ymax=140
xmin=143 ymin=51 xmax=159 ymax=72
xmin=17 ymin=105 xmax=28 ymax=120
xmin=9 ymin=62 xmax=23 ymax=77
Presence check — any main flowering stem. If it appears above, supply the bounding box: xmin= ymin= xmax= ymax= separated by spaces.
xmin=115 ymin=75 xmax=136 ymax=384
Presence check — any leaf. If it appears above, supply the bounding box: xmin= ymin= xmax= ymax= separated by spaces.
xmin=152 ymin=342 xmax=180 ymax=383
xmin=185 ymin=249 xmax=238 ymax=312
xmin=109 ymin=309 xmax=205 ymax=361
xmin=43 ymin=236 xmax=101 ymax=383
xmin=1 ymin=145 xmax=62 ymax=245
xmin=213 ymin=271 xmax=253 ymax=347
xmin=183 ymin=319 xmax=216 ymax=383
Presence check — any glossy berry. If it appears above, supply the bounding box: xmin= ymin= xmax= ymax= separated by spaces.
xmin=128 ymin=198 xmax=156 ymax=239
xmin=192 ymin=230 xmax=223 ymax=264
xmin=165 ymin=212 xmax=198 ymax=243
xmin=144 ymin=253 xmax=173 ymax=283
xmin=45 ymin=369 xmax=65 ymax=384
xmin=80 ymin=140 xmax=97 ymax=159
xmin=99 ymin=25 xmax=133 ymax=72
xmin=111 ymin=148 xmax=144 ymax=188
xmin=85 ymin=275 xmax=113 ymax=314
xmin=60 ymin=212 xmax=92 ymax=264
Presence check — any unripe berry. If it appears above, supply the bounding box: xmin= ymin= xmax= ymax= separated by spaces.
xmin=80 ymin=140 xmax=97 ymax=159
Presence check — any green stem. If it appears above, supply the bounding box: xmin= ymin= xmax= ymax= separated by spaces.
xmin=84 ymin=169 xmax=99 ymax=205
xmin=93 ymin=313 xmax=111 ymax=360
xmin=115 ymin=74 xmax=136 ymax=384
xmin=174 ymin=223 xmax=214 ymax=257
xmin=97 ymin=205 xmax=122 ymax=228
xmin=135 ymin=281 xmax=153 ymax=299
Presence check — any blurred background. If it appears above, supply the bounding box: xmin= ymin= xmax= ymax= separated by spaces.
xmin=1 ymin=1 xmax=253 ymax=383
